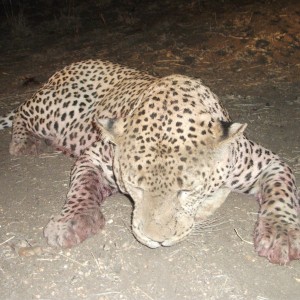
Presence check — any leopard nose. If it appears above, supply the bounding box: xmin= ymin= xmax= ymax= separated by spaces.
xmin=142 ymin=224 xmax=173 ymax=243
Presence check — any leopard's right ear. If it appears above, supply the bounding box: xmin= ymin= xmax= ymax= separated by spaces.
xmin=220 ymin=121 xmax=247 ymax=140
xmin=216 ymin=120 xmax=247 ymax=145
xmin=95 ymin=118 xmax=126 ymax=144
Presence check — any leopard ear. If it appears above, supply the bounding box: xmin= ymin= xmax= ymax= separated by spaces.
xmin=218 ymin=120 xmax=247 ymax=143
xmin=95 ymin=118 xmax=126 ymax=144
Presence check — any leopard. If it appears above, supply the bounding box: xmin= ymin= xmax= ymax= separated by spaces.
xmin=0 ymin=59 xmax=299 ymax=265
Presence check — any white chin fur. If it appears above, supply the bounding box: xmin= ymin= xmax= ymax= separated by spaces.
xmin=161 ymin=240 xmax=176 ymax=247
xmin=145 ymin=240 xmax=161 ymax=249
xmin=133 ymin=231 xmax=161 ymax=248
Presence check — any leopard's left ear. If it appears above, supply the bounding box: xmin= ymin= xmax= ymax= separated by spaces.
xmin=95 ymin=118 xmax=126 ymax=144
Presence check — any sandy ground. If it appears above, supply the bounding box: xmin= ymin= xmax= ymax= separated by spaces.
xmin=0 ymin=1 xmax=300 ymax=299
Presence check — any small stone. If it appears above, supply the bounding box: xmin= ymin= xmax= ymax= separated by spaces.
xmin=103 ymin=244 xmax=110 ymax=251
xmin=18 ymin=246 xmax=43 ymax=257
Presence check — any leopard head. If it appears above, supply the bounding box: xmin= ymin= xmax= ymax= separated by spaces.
xmin=97 ymin=75 xmax=246 ymax=248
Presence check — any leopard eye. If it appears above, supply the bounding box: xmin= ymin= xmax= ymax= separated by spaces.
xmin=132 ymin=186 xmax=144 ymax=199
xmin=177 ymin=190 xmax=191 ymax=201
xmin=125 ymin=181 xmax=144 ymax=199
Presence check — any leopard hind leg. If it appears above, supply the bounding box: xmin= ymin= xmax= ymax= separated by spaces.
xmin=9 ymin=113 xmax=51 ymax=156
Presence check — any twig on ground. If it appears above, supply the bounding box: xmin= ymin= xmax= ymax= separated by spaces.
xmin=134 ymin=286 xmax=155 ymax=300
xmin=91 ymin=251 xmax=102 ymax=274
xmin=234 ymin=228 xmax=253 ymax=245
xmin=43 ymin=248 xmax=88 ymax=267
xmin=0 ymin=236 xmax=15 ymax=246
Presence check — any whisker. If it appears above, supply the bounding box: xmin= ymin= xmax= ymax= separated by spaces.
xmin=194 ymin=220 xmax=229 ymax=229
xmin=192 ymin=215 xmax=231 ymax=235
xmin=191 ymin=227 xmax=230 ymax=235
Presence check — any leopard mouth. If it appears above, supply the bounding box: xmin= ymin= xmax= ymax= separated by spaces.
xmin=132 ymin=224 xmax=192 ymax=249
xmin=132 ymin=230 xmax=161 ymax=248
xmin=134 ymin=234 xmax=188 ymax=249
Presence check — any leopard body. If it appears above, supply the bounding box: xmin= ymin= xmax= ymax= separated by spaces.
xmin=1 ymin=59 xmax=299 ymax=264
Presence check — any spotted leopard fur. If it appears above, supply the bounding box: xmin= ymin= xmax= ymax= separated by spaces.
xmin=0 ymin=59 xmax=299 ymax=265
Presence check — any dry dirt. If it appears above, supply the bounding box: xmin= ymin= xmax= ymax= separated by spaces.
xmin=0 ymin=0 xmax=300 ymax=299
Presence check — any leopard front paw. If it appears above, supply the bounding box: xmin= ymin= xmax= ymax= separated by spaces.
xmin=44 ymin=208 xmax=105 ymax=248
xmin=254 ymin=218 xmax=300 ymax=265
